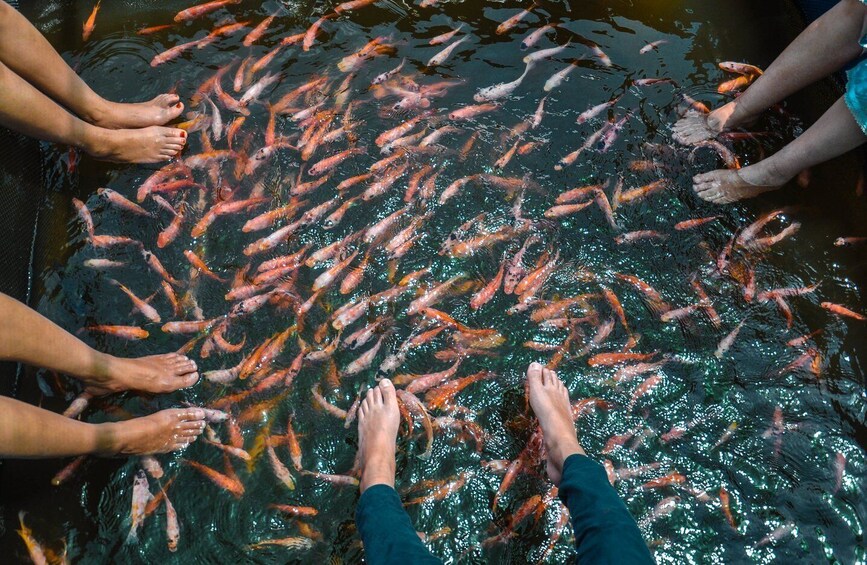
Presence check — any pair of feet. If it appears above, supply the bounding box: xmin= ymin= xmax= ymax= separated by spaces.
xmin=81 ymin=93 xmax=188 ymax=164
xmin=357 ymin=362 xmax=583 ymax=492
xmin=673 ymin=100 xmax=791 ymax=204
xmin=81 ymin=352 xmax=205 ymax=455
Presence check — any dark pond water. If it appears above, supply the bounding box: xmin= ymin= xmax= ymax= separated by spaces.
xmin=2 ymin=0 xmax=866 ymax=563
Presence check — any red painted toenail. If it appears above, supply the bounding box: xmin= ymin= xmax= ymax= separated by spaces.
xmin=176 ymin=103 xmax=182 ymax=108
xmin=180 ymin=131 xmax=186 ymax=138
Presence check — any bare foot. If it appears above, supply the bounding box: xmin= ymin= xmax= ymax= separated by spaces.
xmin=693 ymin=163 xmax=788 ymax=204
xmin=84 ymin=353 xmax=199 ymax=396
xmin=89 ymin=94 xmax=185 ymax=130
xmin=98 ymin=408 xmax=206 ymax=455
xmin=357 ymin=378 xmax=400 ymax=492
xmin=673 ymin=100 xmax=751 ymax=145
xmin=84 ymin=125 xmax=186 ymax=164
xmin=526 ymin=362 xmax=584 ymax=487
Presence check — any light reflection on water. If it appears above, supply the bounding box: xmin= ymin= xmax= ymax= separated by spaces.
xmin=3 ymin=0 xmax=865 ymax=563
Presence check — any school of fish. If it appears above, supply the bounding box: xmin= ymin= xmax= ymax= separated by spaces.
xmin=12 ymin=0 xmax=866 ymax=562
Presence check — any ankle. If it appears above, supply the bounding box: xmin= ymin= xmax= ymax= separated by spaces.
xmin=92 ymin=421 xmax=122 ymax=455
xmin=82 ymin=352 xmax=122 ymax=390
xmin=79 ymin=124 xmax=109 ymax=156
xmin=360 ymin=450 xmax=396 ymax=493
xmin=546 ymin=435 xmax=585 ymax=468
xmin=80 ymin=125 xmax=122 ymax=160
xmin=80 ymin=96 xmax=114 ymax=128
xmin=748 ymin=158 xmax=795 ymax=186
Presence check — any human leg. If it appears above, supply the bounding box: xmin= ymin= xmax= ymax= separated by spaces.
xmin=693 ymin=96 xmax=867 ymax=203
xmin=0 ymin=397 xmax=206 ymax=458
xmin=673 ymin=0 xmax=867 ymax=144
xmin=355 ymin=379 xmax=440 ymax=565
xmin=0 ymin=61 xmax=186 ymax=163
xmin=526 ymin=363 xmax=652 ymax=564
xmin=0 ymin=292 xmax=198 ymax=394
xmin=0 ymin=0 xmax=185 ymax=129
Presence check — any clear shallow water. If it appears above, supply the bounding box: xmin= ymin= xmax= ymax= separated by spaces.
xmin=3 ymin=0 xmax=867 ymax=563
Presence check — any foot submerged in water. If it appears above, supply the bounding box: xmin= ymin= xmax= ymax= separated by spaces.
xmin=89 ymin=93 xmax=185 ymax=130
xmin=526 ymin=362 xmax=584 ymax=486
xmin=84 ymin=352 xmax=199 ymax=396
xmin=84 ymin=125 xmax=187 ymax=164
xmin=693 ymin=164 xmax=787 ymax=204
xmin=357 ymin=379 xmax=400 ymax=492
xmin=99 ymin=408 xmax=206 ymax=455
xmin=672 ymin=100 xmax=748 ymax=145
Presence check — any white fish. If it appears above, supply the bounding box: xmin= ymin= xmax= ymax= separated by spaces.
xmin=140 ymin=455 xmax=164 ymax=479
xmin=576 ymin=96 xmax=619 ymax=124
xmin=714 ymin=319 xmax=746 ymax=359
xmin=833 ymin=452 xmax=846 ymax=494
xmin=371 ymin=57 xmax=405 ymax=85
xmin=429 ymin=24 xmax=463 ymax=45
xmin=128 ymin=470 xmax=153 ymax=542
xmin=240 ymin=72 xmax=280 ymax=106
xmin=204 ymin=96 xmax=223 ymax=140
xmin=427 ymin=36 xmax=469 ymax=67
xmin=521 ymin=23 xmax=557 ymax=50
xmin=530 ymin=96 xmax=547 ymax=129
xmin=164 ymin=490 xmax=180 ymax=551
xmin=638 ymin=496 xmax=679 ymax=527
xmin=474 ymin=63 xmax=532 ymax=102
xmin=543 ymin=61 xmax=577 ymax=92
xmin=523 ymin=41 xmax=570 ymax=65
xmin=590 ymin=44 xmax=612 ymax=67
xmin=755 ymin=523 xmax=796 ymax=548
xmin=640 ymin=39 xmax=668 ymax=54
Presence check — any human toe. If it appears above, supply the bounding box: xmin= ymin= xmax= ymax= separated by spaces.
xmin=379 ymin=378 xmax=396 ymax=405
xmin=527 ymin=362 xmax=543 ymax=382
xmin=371 ymin=385 xmax=383 ymax=406
xmin=175 ymin=421 xmax=206 ymax=436
xmin=179 ymin=408 xmax=206 ymax=422
xmin=177 ymin=372 xmax=199 ymax=388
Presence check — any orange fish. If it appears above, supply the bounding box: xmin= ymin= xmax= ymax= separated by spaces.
xmin=496 ymin=2 xmax=538 ymax=35
xmin=82 ymin=0 xmax=100 ymax=41
xmin=174 ymin=0 xmax=242 ymax=22
xmin=425 ymin=370 xmax=494 ymax=411
xmin=184 ymin=460 xmax=245 ymax=498
xmin=84 ymin=325 xmax=148 ymax=340
xmin=820 ymin=302 xmax=866 ymax=321
xmin=404 ymin=472 xmax=469 ymax=505
xmin=719 ymin=487 xmax=737 ymax=529
xmin=137 ymin=24 xmax=174 ymax=35
xmin=16 ymin=512 xmax=48 ymax=564
xmin=642 ymin=471 xmax=686 ymax=489
xmin=184 ymin=249 xmax=226 ymax=282
xmin=303 ymin=14 xmax=334 ymax=51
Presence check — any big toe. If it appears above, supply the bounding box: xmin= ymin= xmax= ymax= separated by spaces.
xmin=176 ymin=372 xmax=199 ymax=389
xmin=379 ymin=378 xmax=397 ymax=407
xmin=527 ymin=362 xmax=543 ymax=383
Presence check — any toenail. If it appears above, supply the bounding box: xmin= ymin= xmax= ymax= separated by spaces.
xmin=180 ymin=131 xmax=186 ymax=138
xmin=176 ymin=103 xmax=182 ymax=108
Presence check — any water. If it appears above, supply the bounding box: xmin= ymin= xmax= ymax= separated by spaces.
xmin=2 ymin=0 xmax=867 ymax=563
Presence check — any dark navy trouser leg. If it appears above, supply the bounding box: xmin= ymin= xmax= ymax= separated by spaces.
xmin=356 ymin=484 xmax=442 ymax=565
xmin=558 ymin=454 xmax=655 ymax=564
